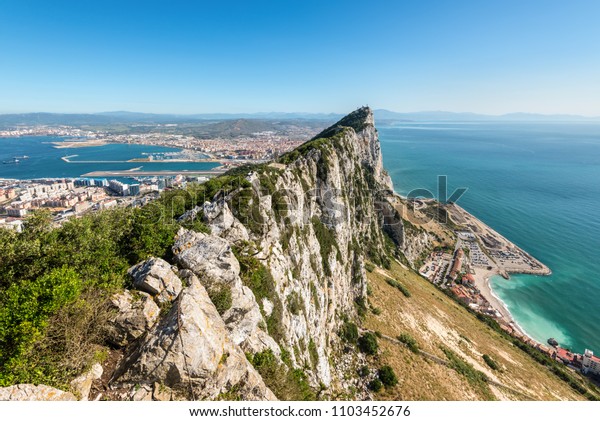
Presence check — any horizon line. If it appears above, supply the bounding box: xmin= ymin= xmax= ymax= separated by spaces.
xmin=0 ymin=109 xmax=599 ymax=119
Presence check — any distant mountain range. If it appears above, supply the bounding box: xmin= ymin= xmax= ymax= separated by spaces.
xmin=0 ymin=109 xmax=599 ymax=127
xmin=373 ymin=109 xmax=600 ymax=123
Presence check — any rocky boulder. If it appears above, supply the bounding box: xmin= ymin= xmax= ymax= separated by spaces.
xmin=173 ymin=229 xmax=279 ymax=355
xmin=173 ymin=228 xmax=239 ymax=284
xmin=128 ymin=257 xmax=183 ymax=304
xmin=106 ymin=290 xmax=160 ymax=346
xmin=112 ymin=275 xmax=276 ymax=401
xmin=0 ymin=384 xmax=76 ymax=401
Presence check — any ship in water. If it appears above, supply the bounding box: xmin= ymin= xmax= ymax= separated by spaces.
xmin=2 ymin=157 xmax=20 ymax=164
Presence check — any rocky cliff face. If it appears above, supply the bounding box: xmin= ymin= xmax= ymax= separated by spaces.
xmin=219 ymin=107 xmax=400 ymax=388
xmin=107 ymin=107 xmax=406 ymax=399
xmin=132 ymin=107 xmax=403 ymax=394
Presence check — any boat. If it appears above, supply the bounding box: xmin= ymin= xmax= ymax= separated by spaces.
xmin=13 ymin=155 xmax=29 ymax=159
xmin=3 ymin=158 xmax=19 ymax=164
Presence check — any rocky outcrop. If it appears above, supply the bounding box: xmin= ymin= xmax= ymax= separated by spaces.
xmin=128 ymin=257 xmax=182 ymax=304
xmin=173 ymin=228 xmax=278 ymax=355
xmin=106 ymin=290 xmax=160 ymax=346
xmin=113 ymin=274 xmax=276 ymax=401
xmin=70 ymin=363 xmax=103 ymax=401
xmin=198 ymin=107 xmax=402 ymax=388
xmin=0 ymin=384 xmax=76 ymax=401
xmin=401 ymin=222 xmax=435 ymax=267
xmin=203 ymin=200 xmax=250 ymax=242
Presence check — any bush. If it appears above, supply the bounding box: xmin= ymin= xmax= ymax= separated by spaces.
xmin=354 ymin=296 xmax=368 ymax=318
xmin=385 ymin=278 xmax=411 ymax=297
xmin=311 ymin=216 xmax=338 ymax=276
xmin=378 ymin=365 xmax=398 ymax=387
xmin=358 ymin=365 xmax=370 ymax=377
xmin=248 ymin=349 xmax=315 ymax=400
xmin=286 ymin=291 xmax=302 ymax=316
xmin=368 ymin=379 xmax=383 ymax=392
xmin=358 ymin=332 xmax=379 ymax=355
xmin=0 ymin=267 xmax=82 ymax=385
xmin=397 ymin=333 xmax=420 ymax=353
xmin=441 ymin=346 xmax=493 ymax=400
xmin=482 ymin=354 xmax=500 ymax=371
xmin=365 ymin=262 xmax=375 ymax=273
xmin=208 ymin=285 xmax=233 ymax=315
xmin=340 ymin=321 xmax=359 ymax=344
xmin=372 ymin=307 xmax=382 ymax=316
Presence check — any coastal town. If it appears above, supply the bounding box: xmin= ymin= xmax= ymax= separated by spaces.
xmin=416 ymin=199 xmax=600 ymax=380
xmin=1 ymin=123 xmax=315 ymax=162
xmin=0 ymin=174 xmax=198 ymax=232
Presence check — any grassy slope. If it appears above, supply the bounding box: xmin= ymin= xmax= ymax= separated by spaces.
xmin=364 ymin=260 xmax=583 ymax=401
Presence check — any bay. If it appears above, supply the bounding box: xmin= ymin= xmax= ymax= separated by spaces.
xmin=0 ymin=136 xmax=217 ymax=180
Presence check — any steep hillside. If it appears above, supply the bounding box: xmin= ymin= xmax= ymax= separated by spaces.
xmin=364 ymin=261 xmax=584 ymax=400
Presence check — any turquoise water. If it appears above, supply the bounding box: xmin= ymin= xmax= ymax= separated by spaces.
xmin=0 ymin=136 xmax=217 ymax=180
xmin=379 ymin=123 xmax=600 ymax=353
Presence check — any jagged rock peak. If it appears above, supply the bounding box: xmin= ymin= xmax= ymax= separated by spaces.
xmin=312 ymin=106 xmax=374 ymax=140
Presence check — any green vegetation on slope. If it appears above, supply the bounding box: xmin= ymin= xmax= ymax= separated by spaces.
xmin=0 ymin=205 xmax=177 ymax=387
xmin=0 ymin=171 xmax=262 ymax=388
xmin=247 ymin=349 xmax=315 ymax=401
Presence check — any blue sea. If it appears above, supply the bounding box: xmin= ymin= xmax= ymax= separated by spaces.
xmin=0 ymin=136 xmax=217 ymax=180
xmin=379 ymin=122 xmax=600 ymax=354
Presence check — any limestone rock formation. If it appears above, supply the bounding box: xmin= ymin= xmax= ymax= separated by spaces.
xmin=128 ymin=257 xmax=182 ymax=304
xmin=173 ymin=229 xmax=279 ymax=355
xmin=106 ymin=290 xmax=160 ymax=346
xmin=113 ymin=274 xmax=276 ymax=401
xmin=194 ymin=106 xmax=403 ymax=388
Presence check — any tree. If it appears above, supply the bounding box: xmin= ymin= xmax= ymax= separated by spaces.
xmin=358 ymin=332 xmax=379 ymax=355
xmin=378 ymin=365 xmax=398 ymax=387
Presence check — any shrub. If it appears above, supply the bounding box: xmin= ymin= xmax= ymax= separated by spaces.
xmin=397 ymin=333 xmax=420 ymax=353
xmin=208 ymin=285 xmax=233 ymax=315
xmin=311 ymin=216 xmax=338 ymax=276
xmin=378 ymin=365 xmax=398 ymax=387
xmin=248 ymin=349 xmax=315 ymax=400
xmin=365 ymin=262 xmax=375 ymax=273
xmin=358 ymin=365 xmax=370 ymax=377
xmin=385 ymin=278 xmax=411 ymax=297
xmin=308 ymin=339 xmax=319 ymax=368
xmin=358 ymin=332 xmax=379 ymax=355
xmin=482 ymin=354 xmax=500 ymax=371
xmin=441 ymin=346 xmax=493 ymax=400
xmin=340 ymin=321 xmax=359 ymax=344
xmin=372 ymin=307 xmax=382 ymax=316
xmin=286 ymin=291 xmax=302 ymax=316
xmin=368 ymin=379 xmax=383 ymax=392
xmin=354 ymin=296 xmax=368 ymax=318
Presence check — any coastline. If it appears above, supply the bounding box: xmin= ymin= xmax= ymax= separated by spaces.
xmin=395 ymin=191 xmax=551 ymax=343
xmin=448 ymin=203 xmax=551 ymax=339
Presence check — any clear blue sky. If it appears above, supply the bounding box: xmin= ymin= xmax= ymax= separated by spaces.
xmin=1 ymin=0 xmax=599 ymax=115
